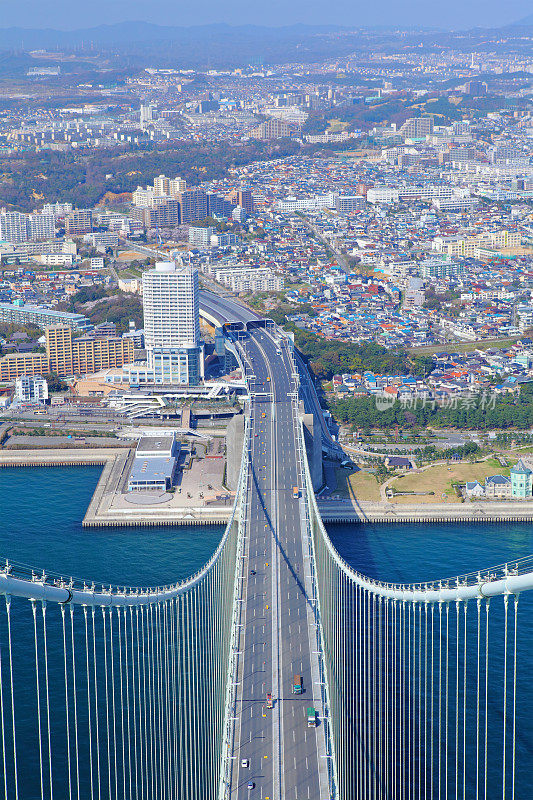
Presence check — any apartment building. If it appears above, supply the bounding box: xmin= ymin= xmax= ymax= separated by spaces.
xmin=46 ymin=326 xmax=134 ymax=376
xmin=65 ymin=209 xmax=93 ymax=235
xmin=0 ymin=301 xmax=91 ymax=331
xmin=250 ymin=119 xmax=294 ymax=140
xmin=225 ymin=188 xmax=255 ymax=215
xmin=433 ymin=230 xmax=521 ymax=257
xmin=399 ymin=117 xmax=434 ymax=139
xmin=0 ymin=353 xmax=49 ymax=381
xmin=0 ymin=326 xmax=134 ymax=380
xmin=178 ymin=189 xmax=208 ymax=225
xmin=0 ymin=210 xmax=55 ymax=243
xmin=214 ymin=267 xmax=283 ymax=292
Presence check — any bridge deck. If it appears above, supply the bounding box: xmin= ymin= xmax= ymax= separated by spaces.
xmin=230 ymin=329 xmax=329 ymax=800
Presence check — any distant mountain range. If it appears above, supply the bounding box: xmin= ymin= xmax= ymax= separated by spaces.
xmin=0 ymin=21 xmax=529 ymax=68
xmin=512 ymin=13 xmax=533 ymax=25
xmin=0 ymin=22 xmax=347 ymax=50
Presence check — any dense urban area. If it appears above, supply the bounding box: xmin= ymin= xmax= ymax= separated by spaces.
xmin=0 ymin=19 xmax=532 ymax=504
xmin=0 ymin=16 xmax=532 ymax=800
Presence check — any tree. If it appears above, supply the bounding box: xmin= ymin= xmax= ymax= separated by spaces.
xmin=45 ymin=373 xmax=68 ymax=393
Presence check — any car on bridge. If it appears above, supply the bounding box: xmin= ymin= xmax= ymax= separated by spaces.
xmin=266 ymin=692 xmax=273 ymax=709
xmin=247 ymin=781 xmax=254 ymax=790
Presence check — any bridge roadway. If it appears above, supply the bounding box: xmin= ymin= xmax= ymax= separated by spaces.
xmin=199 ymin=290 xmax=336 ymax=453
xmin=230 ymin=327 xmax=328 ymax=799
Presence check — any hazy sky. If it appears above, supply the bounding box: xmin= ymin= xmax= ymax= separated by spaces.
xmin=0 ymin=0 xmax=530 ymax=31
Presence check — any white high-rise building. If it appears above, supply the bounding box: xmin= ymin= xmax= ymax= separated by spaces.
xmin=0 ymin=211 xmax=29 ymax=243
xmin=169 ymin=177 xmax=186 ymax=195
xmin=141 ymin=262 xmax=203 ymax=385
xmin=140 ymin=103 xmax=155 ymax=128
xmin=0 ymin=210 xmax=55 ymax=243
xmin=153 ymin=174 xmax=170 ymax=196
xmin=28 ymin=212 xmax=55 ymax=241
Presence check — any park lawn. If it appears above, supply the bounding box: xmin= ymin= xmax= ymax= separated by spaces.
xmin=390 ymin=459 xmax=510 ymax=502
xmin=336 ymin=468 xmax=381 ymax=502
xmin=327 ymin=119 xmax=349 ymax=133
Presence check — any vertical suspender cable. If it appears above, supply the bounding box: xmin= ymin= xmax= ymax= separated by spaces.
xmin=70 ymin=607 xmax=80 ymax=800
xmin=362 ymin=587 xmax=367 ymax=800
xmin=372 ymin=592 xmax=377 ymax=800
xmin=438 ymin=601 xmax=442 ymax=800
xmin=123 ymin=606 xmax=132 ymax=800
xmin=0 ymin=598 xmax=8 ymax=800
xmin=455 ymin=601 xmax=460 ymax=800
xmin=91 ymin=608 xmax=101 ymax=800
xmin=32 ymin=601 xmax=44 ymax=800
xmin=430 ymin=603 xmax=434 ymax=800
xmin=391 ymin=598 xmax=398 ymax=797
xmin=511 ymin=595 xmax=518 ymax=800
xmin=61 ymin=606 xmax=72 ymax=800
xmin=502 ymin=594 xmax=509 ymax=800
xmin=129 ymin=607 xmax=139 ymax=800
xmin=156 ymin=603 xmax=165 ymax=800
xmin=118 ymin=608 xmax=126 ymax=800
xmin=141 ymin=606 xmax=150 ymax=800
xmin=484 ymin=601 xmax=489 ymax=800
xmin=5 ymin=598 xmax=18 ymax=800
xmin=162 ymin=601 xmax=171 ymax=800
xmin=357 ymin=584 xmax=362 ymax=800
xmin=407 ymin=601 xmax=411 ymax=800
xmin=445 ymin=602 xmax=449 ymax=800
xmin=169 ymin=599 xmax=178 ymax=800
xmin=109 ymin=608 xmax=118 ymax=800
xmin=377 ymin=595 xmax=384 ymax=796
xmin=462 ymin=602 xmax=467 ymax=800
xmin=383 ymin=597 xmax=388 ymax=800
xmin=424 ymin=603 xmax=428 ymax=800
xmin=148 ymin=606 xmax=159 ymax=797
xmin=475 ymin=599 xmax=481 ymax=800
xmin=41 ymin=603 xmax=53 ymax=800
xmin=135 ymin=607 xmax=144 ymax=800
xmin=401 ymin=600 xmax=405 ymax=800
xmin=84 ymin=606 xmax=94 ymax=800
xmin=418 ymin=603 xmax=423 ymax=800
xmin=101 ymin=608 xmax=112 ymax=800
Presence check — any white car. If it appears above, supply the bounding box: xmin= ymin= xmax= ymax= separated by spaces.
xmin=241 ymin=758 xmax=249 ymax=768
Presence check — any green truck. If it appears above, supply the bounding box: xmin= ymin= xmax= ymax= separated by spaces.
xmin=307 ymin=707 xmax=317 ymax=727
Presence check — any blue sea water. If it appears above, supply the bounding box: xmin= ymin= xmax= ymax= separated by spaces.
xmin=327 ymin=521 xmax=533 ymax=799
xmin=0 ymin=466 xmax=226 ymax=800
xmin=0 ymin=466 xmax=223 ymax=586
xmin=0 ymin=467 xmax=532 ymax=796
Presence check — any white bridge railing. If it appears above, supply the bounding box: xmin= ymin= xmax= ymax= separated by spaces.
xmin=296 ymin=377 xmax=533 ymax=800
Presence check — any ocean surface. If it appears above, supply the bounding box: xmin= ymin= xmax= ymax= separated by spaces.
xmin=328 ymin=521 xmax=533 ymax=798
xmin=0 ymin=467 xmax=531 ymax=796
xmin=0 ymin=466 xmax=223 ymax=586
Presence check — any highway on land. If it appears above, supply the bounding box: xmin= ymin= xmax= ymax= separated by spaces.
xmin=229 ymin=326 xmax=328 ymax=800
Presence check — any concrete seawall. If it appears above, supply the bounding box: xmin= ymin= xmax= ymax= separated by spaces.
xmin=319 ymin=500 xmax=533 ymax=524
xmin=3 ymin=449 xmax=533 ymax=527
xmin=0 ymin=448 xmax=122 ymax=468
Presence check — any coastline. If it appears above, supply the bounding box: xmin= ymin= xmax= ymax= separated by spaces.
xmin=3 ymin=449 xmax=533 ymax=526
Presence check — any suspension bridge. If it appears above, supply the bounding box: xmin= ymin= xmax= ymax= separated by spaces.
xmin=0 ymin=292 xmax=531 ymax=800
